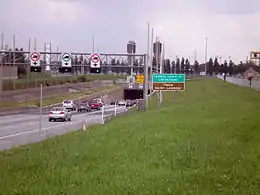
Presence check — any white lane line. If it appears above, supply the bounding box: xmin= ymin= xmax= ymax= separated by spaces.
xmin=0 ymin=107 xmax=127 ymax=140
xmin=0 ymin=114 xmax=107 ymax=140
xmin=0 ymin=121 xmax=79 ymax=140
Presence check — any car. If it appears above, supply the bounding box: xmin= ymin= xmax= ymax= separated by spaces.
xmin=62 ymin=100 xmax=76 ymax=111
xmin=88 ymin=99 xmax=102 ymax=110
xmin=77 ymin=103 xmax=91 ymax=112
xmin=110 ymin=100 xmax=118 ymax=105
xmin=93 ymin=98 xmax=104 ymax=107
xmin=126 ymin=100 xmax=135 ymax=107
xmin=48 ymin=107 xmax=72 ymax=122
xmin=118 ymin=100 xmax=126 ymax=106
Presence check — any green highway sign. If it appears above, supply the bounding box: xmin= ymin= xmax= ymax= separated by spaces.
xmin=152 ymin=74 xmax=185 ymax=91
xmin=152 ymin=74 xmax=185 ymax=83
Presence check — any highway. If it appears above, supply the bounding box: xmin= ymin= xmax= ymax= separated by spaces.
xmin=0 ymin=105 xmax=127 ymax=151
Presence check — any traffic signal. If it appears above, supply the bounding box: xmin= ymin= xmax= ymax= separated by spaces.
xmin=90 ymin=68 xmax=101 ymax=74
xmin=59 ymin=67 xmax=72 ymax=73
xmin=30 ymin=67 xmax=41 ymax=72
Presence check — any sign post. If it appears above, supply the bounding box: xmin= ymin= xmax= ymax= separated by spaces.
xmin=126 ymin=75 xmax=135 ymax=88
xmin=30 ymin=51 xmax=41 ymax=72
xmin=136 ymin=74 xmax=144 ymax=89
xmin=152 ymin=74 xmax=185 ymax=107
xmin=90 ymin=53 xmax=101 ymax=73
xmin=60 ymin=53 xmax=72 ymax=73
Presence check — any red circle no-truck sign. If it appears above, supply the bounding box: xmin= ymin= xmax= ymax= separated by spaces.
xmin=91 ymin=54 xmax=100 ymax=63
xmin=30 ymin=52 xmax=40 ymax=62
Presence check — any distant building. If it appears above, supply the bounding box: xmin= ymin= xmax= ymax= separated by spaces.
xmin=244 ymin=65 xmax=260 ymax=79
xmin=153 ymin=40 xmax=162 ymax=70
xmin=127 ymin=41 xmax=136 ymax=65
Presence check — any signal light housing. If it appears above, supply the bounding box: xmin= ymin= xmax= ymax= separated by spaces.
xmin=59 ymin=67 xmax=72 ymax=73
xmin=30 ymin=67 xmax=41 ymax=72
xmin=90 ymin=67 xmax=101 ymax=74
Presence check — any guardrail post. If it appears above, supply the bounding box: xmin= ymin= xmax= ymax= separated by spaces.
xmin=114 ymin=103 xmax=117 ymax=116
xmin=101 ymin=105 xmax=104 ymax=119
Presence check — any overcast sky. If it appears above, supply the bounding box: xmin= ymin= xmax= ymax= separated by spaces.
xmin=1 ymin=0 xmax=260 ymax=64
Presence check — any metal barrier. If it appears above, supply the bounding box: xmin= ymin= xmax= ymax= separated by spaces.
xmin=217 ymin=75 xmax=260 ymax=91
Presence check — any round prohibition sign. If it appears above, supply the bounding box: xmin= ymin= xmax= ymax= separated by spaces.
xmin=30 ymin=52 xmax=40 ymax=62
xmin=91 ymin=54 xmax=100 ymax=63
xmin=62 ymin=53 xmax=71 ymax=62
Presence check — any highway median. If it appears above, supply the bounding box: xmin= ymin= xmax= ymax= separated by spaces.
xmin=0 ymin=84 xmax=122 ymax=114
xmin=0 ymin=78 xmax=260 ymax=194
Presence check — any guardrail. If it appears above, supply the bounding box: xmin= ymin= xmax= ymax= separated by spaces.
xmin=217 ymin=75 xmax=260 ymax=91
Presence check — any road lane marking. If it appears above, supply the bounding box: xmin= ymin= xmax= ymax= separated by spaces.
xmin=0 ymin=107 xmax=128 ymax=140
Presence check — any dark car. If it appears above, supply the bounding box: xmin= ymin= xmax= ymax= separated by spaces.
xmin=77 ymin=103 xmax=91 ymax=112
xmin=110 ymin=100 xmax=118 ymax=105
xmin=126 ymin=100 xmax=133 ymax=107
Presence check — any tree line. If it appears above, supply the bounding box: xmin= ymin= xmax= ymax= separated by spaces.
xmin=154 ymin=56 xmax=252 ymax=76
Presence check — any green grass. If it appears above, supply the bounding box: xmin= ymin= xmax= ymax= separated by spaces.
xmin=0 ymin=84 xmax=120 ymax=108
xmin=3 ymin=74 xmax=126 ymax=91
xmin=1 ymin=78 xmax=260 ymax=194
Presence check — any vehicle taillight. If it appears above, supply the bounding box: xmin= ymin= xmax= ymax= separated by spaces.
xmin=49 ymin=112 xmax=53 ymax=114
xmin=60 ymin=112 xmax=65 ymax=114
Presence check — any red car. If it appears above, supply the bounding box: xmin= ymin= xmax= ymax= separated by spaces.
xmin=88 ymin=99 xmax=103 ymax=110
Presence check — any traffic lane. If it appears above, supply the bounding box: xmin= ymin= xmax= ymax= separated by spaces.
xmin=0 ymin=106 xmax=126 ymax=139
xmin=0 ymin=115 xmax=103 ymax=151
xmin=0 ymin=105 xmax=115 ymax=127
xmin=0 ymin=107 xmax=127 ymax=151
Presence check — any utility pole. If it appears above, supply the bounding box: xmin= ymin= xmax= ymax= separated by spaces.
xmin=1 ymin=32 xmax=3 ymax=51
xmin=39 ymin=84 xmax=43 ymax=134
xmin=159 ymin=42 xmax=165 ymax=106
xmin=194 ymin=50 xmax=197 ymax=64
xmin=205 ymin=37 xmax=208 ymax=76
xmin=155 ymin=37 xmax=161 ymax=108
xmin=92 ymin=35 xmax=95 ymax=53
xmin=0 ymin=54 xmax=3 ymax=101
xmin=26 ymin=38 xmax=31 ymax=89
xmin=12 ymin=34 xmax=16 ymax=65
xmin=150 ymin=28 xmax=154 ymax=100
xmin=144 ymin=22 xmax=150 ymax=108
xmin=34 ymin=38 xmax=37 ymax=51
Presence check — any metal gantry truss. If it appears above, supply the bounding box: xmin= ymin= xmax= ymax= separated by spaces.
xmin=1 ymin=51 xmax=146 ymax=68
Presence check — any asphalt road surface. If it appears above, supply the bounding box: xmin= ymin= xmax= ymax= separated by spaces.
xmin=0 ymin=105 xmax=127 ymax=151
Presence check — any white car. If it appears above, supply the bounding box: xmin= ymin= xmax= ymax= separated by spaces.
xmin=62 ymin=100 xmax=76 ymax=111
xmin=49 ymin=107 xmax=72 ymax=122
xmin=118 ymin=100 xmax=126 ymax=106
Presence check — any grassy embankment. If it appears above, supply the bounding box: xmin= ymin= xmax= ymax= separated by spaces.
xmin=3 ymin=74 xmax=126 ymax=91
xmin=0 ymin=78 xmax=260 ymax=194
xmin=0 ymin=84 xmax=120 ymax=108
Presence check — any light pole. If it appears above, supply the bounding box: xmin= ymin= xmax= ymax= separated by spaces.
xmin=0 ymin=54 xmax=3 ymax=101
xmin=144 ymin=22 xmax=150 ymax=108
xmin=205 ymin=37 xmax=208 ymax=76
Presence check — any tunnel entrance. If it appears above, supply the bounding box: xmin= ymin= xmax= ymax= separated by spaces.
xmin=123 ymin=89 xmax=151 ymax=100
xmin=124 ymin=89 xmax=143 ymax=100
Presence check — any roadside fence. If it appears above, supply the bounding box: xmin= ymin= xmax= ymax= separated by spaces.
xmin=217 ymin=75 xmax=260 ymax=91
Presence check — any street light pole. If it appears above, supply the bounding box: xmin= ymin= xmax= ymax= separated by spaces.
xmin=144 ymin=22 xmax=150 ymax=108
xmin=205 ymin=37 xmax=208 ymax=76
xmin=0 ymin=55 xmax=3 ymax=101
xmin=39 ymin=84 xmax=43 ymax=134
